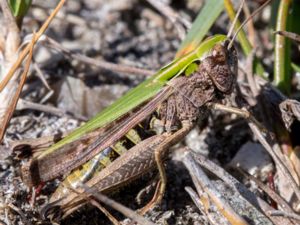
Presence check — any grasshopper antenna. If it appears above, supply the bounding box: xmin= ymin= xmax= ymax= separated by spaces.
xmin=228 ymin=0 xmax=272 ymax=49
xmin=227 ymin=0 xmax=245 ymax=39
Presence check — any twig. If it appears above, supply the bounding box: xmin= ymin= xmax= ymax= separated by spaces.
xmin=0 ymin=32 xmax=35 ymax=141
xmin=45 ymin=36 xmax=154 ymax=77
xmin=16 ymin=98 xmax=87 ymax=121
xmin=32 ymin=62 xmax=52 ymax=91
xmin=242 ymin=1 xmax=256 ymax=48
xmin=243 ymin=52 xmax=273 ymax=140
xmin=253 ymin=77 xmax=300 ymax=183
xmin=184 ymin=187 xmax=205 ymax=213
xmin=235 ymin=82 xmax=300 ymax=201
xmin=181 ymin=149 xmax=250 ymax=225
xmin=238 ymin=168 xmax=294 ymax=213
xmin=191 ymin=152 xmax=294 ymax=225
xmin=7 ymin=203 xmax=31 ymax=225
xmin=268 ymin=210 xmax=300 ymax=222
xmin=247 ymin=122 xmax=300 ymax=200
xmin=80 ymin=184 xmax=157 ymax=225
xmin=89 ymin=199 xmax=121 ymax=225
xmin=274 ymin=31 xmax=300 ymax=43
xmin=244 ymin=74 xmax=300 ymax=183
xmin=0 ymin=0 xmax=67 ymax=92
xmin=185 ymin=186 xmax=225 ymax=225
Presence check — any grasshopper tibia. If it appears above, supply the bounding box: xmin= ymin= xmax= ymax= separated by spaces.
xmin=139 ymin=121 xmax=194 ymax=214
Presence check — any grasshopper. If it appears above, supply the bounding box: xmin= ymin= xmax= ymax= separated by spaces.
xmin=21 ymin=35 xmax=228 ymax=187
xmin=21 ymin=1 xmax=265 ymax=219
xmin=25 ymin=36 xmax=245 ymax=218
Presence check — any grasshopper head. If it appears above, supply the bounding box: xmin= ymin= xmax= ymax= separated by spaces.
xmin=207 ymin=40 xmax=238 ymax=94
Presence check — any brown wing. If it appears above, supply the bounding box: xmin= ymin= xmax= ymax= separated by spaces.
xmin=22 ymin=86 xmax=174 ymax=186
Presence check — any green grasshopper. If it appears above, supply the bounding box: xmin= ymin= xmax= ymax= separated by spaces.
xmin=21 ymin=0 xmax=264 ymax=219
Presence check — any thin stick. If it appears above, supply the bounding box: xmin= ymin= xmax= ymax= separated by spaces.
xmin=7 ymin=203 xmax=31 ymax=225
xmin=45 ymin=36 xmax=154 ymax=77
xmin=0 ymin=0 xmax=67 ymax=92
xmin=89 ymin=199 xmax=121 ymax=225
xmin=248 ymin=122 xmax=300 ymax=200
xmin=268 ymin=210 xmax=300 ymax=222
xmin=17 ymin=99 xmax=87 ymax=121
xmin=274 ymin=31 xmax=300 ymax=43
xmin=242 ymin=1 xmax=256 ymax=47
xmin=185 ymin=186 xmax=223 ymax=225
xmin=185 ymin=187 xmax=205 ymax=213
xmin=181 ymin=150 xmax=250 ymax=225
xmin=228 ymin=0 xmax=272 ymax=49
xmin=32 ymin=62 xmax=52 ymax=91
xmin=0 ymin=33 xmax=35 ymax=141
xmin=80 ymin=184 xmax=157 ymax=225
xmin=238 ymin=168 xmax=294 ymax=213
xmin=192 ymin=152 xmax=294 ymax=225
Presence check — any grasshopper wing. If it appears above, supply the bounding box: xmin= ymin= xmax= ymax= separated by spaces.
xmin=22 ymin=86 xmax=174 ymax=186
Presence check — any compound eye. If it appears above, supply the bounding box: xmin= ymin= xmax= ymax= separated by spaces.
xmin=212 ymin=44 xmax=221 ymax=56
xmin=212 ymin=49 xmax=218 ymax=57
xmin=212 ymin=44 xmax=226 ymax=61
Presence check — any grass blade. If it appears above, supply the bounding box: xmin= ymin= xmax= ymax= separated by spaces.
xmin=176 ymin=0 xmax=224 ymax=57
xmin=224 ymin=0 xmax=265 ymax=77
xmin=274 ymin=0 xmax=293 ymax=95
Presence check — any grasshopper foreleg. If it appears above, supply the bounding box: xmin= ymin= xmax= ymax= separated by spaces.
xmin=206 ymin=102 xmax=268 ymax=135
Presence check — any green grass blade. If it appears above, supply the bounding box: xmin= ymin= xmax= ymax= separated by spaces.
xmin=9 ymin=0 xmax=32 ymax=27
xmin=291 ymin=63 xmax=300 ymax=73
xmin=274 ymin=0 xmax=293 ymax=95
xmin=9 ymin=0 xmax=31 ymax=18
xmin=176 ymin=0 xmax=224 ymax=57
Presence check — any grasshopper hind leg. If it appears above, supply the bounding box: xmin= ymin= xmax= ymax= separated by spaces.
xmin=139 ymin=121 xmax=194 ymax=215
xmin=138 ymin=87 xmax=199 ymax=214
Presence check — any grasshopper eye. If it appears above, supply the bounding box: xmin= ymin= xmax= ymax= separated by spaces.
xmin=212 ymin=44 xmax=226 ymax=61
